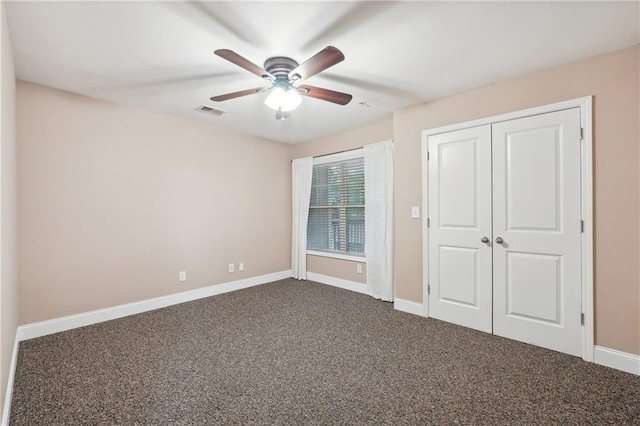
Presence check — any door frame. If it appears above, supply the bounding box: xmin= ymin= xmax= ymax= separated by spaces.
xmin=421 ymin=96 xmax=594 ymax=361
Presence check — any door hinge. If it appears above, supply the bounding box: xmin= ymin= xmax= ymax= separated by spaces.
xmin=427 ymin=151 xmax=430 ymax=161
xmin=427 ymin=284 xmax=431 ymax=295
xmin=580 ymin=127 xmax=584 ymax=140
xmin=427 ymin=217 xmax=431 ymax=227
xmin=581 ymin=220 xmax=584 ymax=233
xmin=580 ymin=312 xmax=585 ymax=326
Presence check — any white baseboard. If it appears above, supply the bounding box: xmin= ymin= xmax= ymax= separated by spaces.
xmin=394 ymin=298 xmax=424 ymax=317
xmin=17 ymin=270 xmax=291 ymax=341
xmin=593 ymin=345 xmax=640 ymax=376
xmin=306 ymin=272 xmax=368 ymax=295
xmin=2 ymin=334 xmax=19 ymax=426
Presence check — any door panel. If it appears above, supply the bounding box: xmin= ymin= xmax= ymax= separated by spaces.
xmin=492 ymin=108 xmax=582 ymax=356
xmin=439 ymin=140 xmax=479 ymax=228
xmin=427 ymin=125 xmax=492 ymax=333
xmin=506 ymin=128 xmax=560 ymax=231
xmin=507 ymin=252 xmax=561 ymax=324
xmin=439 ymin=246 xmax=478 ymax=306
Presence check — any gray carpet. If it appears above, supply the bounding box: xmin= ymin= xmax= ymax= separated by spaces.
xmin=10 ymin=279 xmax=640 ymax=425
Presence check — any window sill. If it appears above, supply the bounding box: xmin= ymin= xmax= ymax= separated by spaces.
xmin=307 ymin=250 xmax=366 ymax=263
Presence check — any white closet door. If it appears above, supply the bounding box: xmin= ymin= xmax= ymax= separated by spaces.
xmin=427 ymin=125 xmax=493 ymax=333
xmin=492 ymin=108 xmax=582 ymax=356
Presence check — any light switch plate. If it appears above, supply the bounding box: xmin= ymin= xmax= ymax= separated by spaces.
xmin=411 ymin=206 xmax=420 ymax=218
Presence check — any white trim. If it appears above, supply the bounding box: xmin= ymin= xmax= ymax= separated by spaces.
xmin=17 ymin=270 xmax=291 ymax=341
xmin=421 ymin=97 xmax=593 ymax=138
xmin=312 ymin=148 xmax=364 ymax=165
xmin=421 ymin=131 xmax=430 ymax=318
xmin=307 ymin=250 xmax=366 ymax=263
xmin=1 ymin=336 xmax=19 ymax=426
xmin=580 ymin=97 xmax=594 ymax=362
xmin=421 ymin=96 xmax=594 ymax=361
xmin=394 ymin=298 xmax=424 ymax=317
xmin=593 ymin=346 xmax=640 ymax=376
xmin=306 ymin=272 xmax=368 ymax=295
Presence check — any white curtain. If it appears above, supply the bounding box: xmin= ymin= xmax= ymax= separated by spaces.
xmin=364 ymin=141 xmax=394 ymax=301
xmin=291 ymin=157 xmax=314 ymax=280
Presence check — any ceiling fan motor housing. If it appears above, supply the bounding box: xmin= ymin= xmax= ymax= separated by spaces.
xmin=264 ymin=57 xmax=299 ymax=84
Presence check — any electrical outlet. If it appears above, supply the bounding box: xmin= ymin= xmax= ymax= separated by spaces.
xmin=228 ymin=263 xmax=235 ymax=273
xmin=179 ymin=271 xmax=186 ymax=282
xmin=356 ymin=264 xmax=363 ymax=274
xmin=239 ymin=263 xmax=244 ymax=272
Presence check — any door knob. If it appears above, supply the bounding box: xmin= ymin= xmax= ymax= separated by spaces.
xmin=495 ymin=237 xmax=504 ymax=244
xmin=480 ymin=236 xmax=490 ymax=243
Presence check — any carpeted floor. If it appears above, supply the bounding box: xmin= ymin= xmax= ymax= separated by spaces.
xmin=10 ymin=279 xmax=640 ymax=425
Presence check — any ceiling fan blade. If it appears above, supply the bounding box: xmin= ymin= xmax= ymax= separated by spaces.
xmin=214 ymin=49 xmax=274 ymax=81
xmin=288 ymin=46 xmax=345 ymax=82
xmin=297 ymin=85 xmax=352 ymax=105
xmin=210 ymin=87 xmax=268 ymax=102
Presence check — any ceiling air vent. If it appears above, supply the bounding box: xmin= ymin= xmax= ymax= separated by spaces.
xmin=196 ymin=105 xmax=227 ymax=117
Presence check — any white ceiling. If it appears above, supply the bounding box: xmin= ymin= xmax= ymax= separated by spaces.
xmin=5 ymin=1 xmax=639 ymax=144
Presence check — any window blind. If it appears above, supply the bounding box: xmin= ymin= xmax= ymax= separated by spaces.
xmin=307 ymin=157 xmax=365 ymax=255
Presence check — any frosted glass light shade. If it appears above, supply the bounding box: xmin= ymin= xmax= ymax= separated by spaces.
xmin=264 ymin=87 xmax=302 ymax=112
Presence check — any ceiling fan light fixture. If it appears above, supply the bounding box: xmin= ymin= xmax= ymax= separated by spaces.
xmin=264 ymin=87 xmax=302 ymax=112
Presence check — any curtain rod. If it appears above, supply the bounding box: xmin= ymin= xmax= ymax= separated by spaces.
xmin=290 ymin=146 xmax=363 ymax=163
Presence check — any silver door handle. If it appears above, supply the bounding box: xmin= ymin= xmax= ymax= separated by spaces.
xmin=495 ymin=237 xmax=504 ymax=244
xmin=480 ymin=236 xmax=489 ymax=243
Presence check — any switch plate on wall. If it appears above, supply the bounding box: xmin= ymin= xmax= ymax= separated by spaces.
xmin=228 ymin=264 xmax=235 ymax=273
xmin=239 ymin=263 xmax=244 ymax=272
xmin=356 ymin=264 xmax=363 ymax=274
xmin=179 ymin=271 xmax=186 ymax=282
xmin=411 ymin=206 xmax=420 ymax=218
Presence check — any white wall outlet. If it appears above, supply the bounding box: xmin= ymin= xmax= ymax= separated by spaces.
xmin=239 ymin=263 xmax=244 ymax=272
xmin=411 ymin=206 xmax=420 ymax=218
xmin=356 ymin=264 xmax=363 ymax=274
xmin=228 ymin=263 xmax=235 ymax=273
xmin=179 ymin=271 xmax=186 ymax=282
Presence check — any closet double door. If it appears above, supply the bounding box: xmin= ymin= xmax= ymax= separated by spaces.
xmin=427 ymin=108 xmax=582 ymax=357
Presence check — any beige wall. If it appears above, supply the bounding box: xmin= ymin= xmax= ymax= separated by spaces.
xmin=0 ymin=1 xmax=18 ymax=415
xmin=307 ymin=256 xmax=367 ymax=285
xmin=295 ymin=46 xmax=640 ymax=356
xmin=290 ymin=119 xmax=392 ymax=283
xmin=17 ymin=81 xmax=292 ymax=324
xmin=290 ymin=119 xmax=393 ymax=160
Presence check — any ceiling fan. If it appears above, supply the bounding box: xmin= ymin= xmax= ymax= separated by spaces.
xmin=210 ymin=46 xmax=353 ymax=119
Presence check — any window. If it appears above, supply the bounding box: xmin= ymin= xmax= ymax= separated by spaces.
xmin=307 ymin=154 xmax=365 ymax=257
